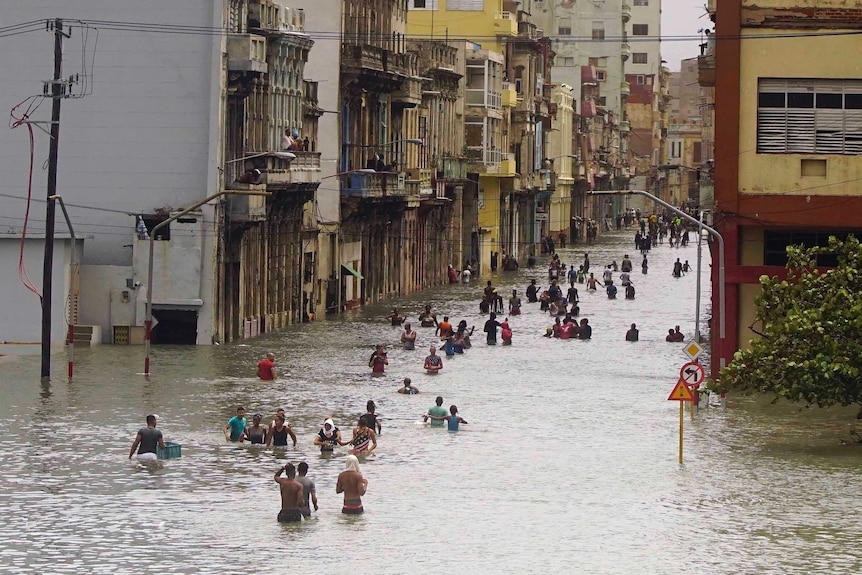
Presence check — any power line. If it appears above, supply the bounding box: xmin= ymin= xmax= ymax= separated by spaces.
xmin=3 ymin=18 xmax=860 ymax=44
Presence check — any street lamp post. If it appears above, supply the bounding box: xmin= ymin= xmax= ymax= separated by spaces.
xmin=143 ymin=161 xmax=272 ymax=376
xmin=588 ymin=189 xmax=726 ymax=368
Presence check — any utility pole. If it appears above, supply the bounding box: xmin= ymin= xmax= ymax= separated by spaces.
xmin=41 ymin=18 xmax=67 ymax=379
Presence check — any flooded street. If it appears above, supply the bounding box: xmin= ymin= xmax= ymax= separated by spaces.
xmin=1 ymin=230 xmax=860 ymax=575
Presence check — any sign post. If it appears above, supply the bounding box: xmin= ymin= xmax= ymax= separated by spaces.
xmin=668 ymin=378 xmax=695 ymax=464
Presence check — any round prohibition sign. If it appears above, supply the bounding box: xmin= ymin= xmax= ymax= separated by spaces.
xmin=679 ymin=361 xmax=705 ymax=386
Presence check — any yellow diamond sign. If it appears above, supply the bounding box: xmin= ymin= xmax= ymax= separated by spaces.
xmin=683 ymin=340 xmax=702 ymax=361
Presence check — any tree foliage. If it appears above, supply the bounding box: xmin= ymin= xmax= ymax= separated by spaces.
xmin=718 ymin=235 xmax=862 ymax=407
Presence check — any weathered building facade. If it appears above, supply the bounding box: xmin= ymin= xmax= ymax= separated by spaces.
xmin=707 ymin=0 xmax=862 ymax=374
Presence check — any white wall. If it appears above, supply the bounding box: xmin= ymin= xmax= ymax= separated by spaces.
xmin=77 ymin=264 xmax=134 ymax=343
xmin=289 ymin=0 xmax=342 ymax=224
xmin=0 ymin=2 xmax=220 ymax=264
xmin=0 ymin=2 xmax=225 ymax=343
xmin=0 ymin=236 xmax=79 ymax=353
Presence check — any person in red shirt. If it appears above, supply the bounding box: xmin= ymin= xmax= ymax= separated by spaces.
xmin=257 ymin=352 xmax=276 ymax=381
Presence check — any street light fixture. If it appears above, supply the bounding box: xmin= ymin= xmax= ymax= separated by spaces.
xmin=588 ymin=189 xmax=726 ymax=368
xmin=143 ymin=189 xmax=270 ymax=376
xmin=224 ymin=151 xmax=296 ymax=164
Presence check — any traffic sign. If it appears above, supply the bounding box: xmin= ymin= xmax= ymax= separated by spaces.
xmin=683 ymin=340 xmax=702 ymax=361
xmin=668 ymin=379 xmax=695 ymax=401
xmin=679 ymin=361 xmax=706 ymax=386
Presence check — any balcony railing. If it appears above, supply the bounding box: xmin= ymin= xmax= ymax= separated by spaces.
xmin=341 ymin=172 xmax=404 ymax=199
xmin=226 ymin=183 xmax=268 ymax=223
xmin=698 ymin=54 xmax=715 ymax=87
xmin=227 ymin=34 xmax=267 ymax=73
xmin=341 ymin=43 xmax=411 ymax=79
xmin=502 ymin=81 xmax=518 ymax=107
xmin=620 ymin=81 xmax=631 ymax=98
xmin=466 ymin=89 xmax=502 ymax=110
xmin=263 ymin=151 xmax=321 ymax=186
xmin=392 ymin=76 xmax=422 ymax=107
xmin=441 ymin=157 xmax=468 ymax=180
xmin=494 ymin=11 xmax=518 ymax=36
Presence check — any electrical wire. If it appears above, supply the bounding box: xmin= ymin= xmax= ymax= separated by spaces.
xmin=8 ymin=97 xmax=44 ymax=299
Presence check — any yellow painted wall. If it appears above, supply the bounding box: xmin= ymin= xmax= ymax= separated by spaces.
xmin=407 ymin=1 xmax=506 ymax=53
xmin=738 ymin=282 xmax=761 ymax=351
xmin=742 ymin=0 xmax=855 ymax=8
xmin=738 ymin=32 xmax=862 ymax=196
xmin=550 ymin=183 xmax=572 ymax=235
xmin=739 ymin=227 xmax=765 ymax=266
xmin=478 ymin=175 xmax=500 ymax=275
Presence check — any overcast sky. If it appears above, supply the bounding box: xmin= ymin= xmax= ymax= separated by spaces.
xmin=661 ymin=0 xmax=711 ymax=71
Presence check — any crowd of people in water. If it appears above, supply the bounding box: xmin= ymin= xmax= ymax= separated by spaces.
xmin=127 ymin=214 xmax=700 ymax=523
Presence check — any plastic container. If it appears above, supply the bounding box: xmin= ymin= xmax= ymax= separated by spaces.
xmin=156 ymin=441 xmax=182 ymax=460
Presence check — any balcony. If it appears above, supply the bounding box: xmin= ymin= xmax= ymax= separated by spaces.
xmin=621 ymin=42 xmax=631 ymax=62
xmin=341 ymin=172 xmax=403 ymax=199
xmin=341 ymin=43 xmax=411 ymax=91
xmin=494 ymin=12 xmax=518 ymax=36
xmin=227 ymin=34 xmax=267 ymax=74
xmin=581 ymin=65 xmax=598 ymax=86
xmin=392 ymin=77 xmax=423 ymax=108
xmin=622 ymin=3 xmax=632 ymax=23
xmin=620 ymin=120 xmax=631 ymax=135
xmin=502 ymin=82 xmax=518 ymax=107
xmin=439 ymin=157 xmax=469 ymax=181
xmin=466 ymin=89 xmax=502 ymax=112
xmin=500 ymin=153 xmax=517 ymax=176
xmin=620 ymin=81 xmax=631 ymax=99
xmin=226 ymin=183 xmax=268 ymax=223
xmin=465 ymin=147 xmax=502 ymax=173
xmin=263 ymin=151 xmax=321 ymax=187
xmin=698 ymin=54 xmax=715 ymax=87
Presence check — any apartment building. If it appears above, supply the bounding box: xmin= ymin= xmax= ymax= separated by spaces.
xmin=705 ymin=0 xmax=862 ymax=374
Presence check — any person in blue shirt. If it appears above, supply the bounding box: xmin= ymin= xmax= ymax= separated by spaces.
xmin=223 ymin=406 xmax=247 ymax=442
xmin=427 ymin=404 xmax=468 ymax=431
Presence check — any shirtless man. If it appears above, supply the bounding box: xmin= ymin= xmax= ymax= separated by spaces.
xmin=336 ymin=455 xmax=368 ymax=514
xmin=398 ymin=377 xmax=419 ymax=394
xmin=274 ymin=463 xmax=305 ymax=522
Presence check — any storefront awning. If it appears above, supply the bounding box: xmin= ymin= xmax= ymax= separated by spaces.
xmin=341 ymin=264 xmax=364 ymax=280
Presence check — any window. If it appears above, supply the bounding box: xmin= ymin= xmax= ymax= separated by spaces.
xmin=558 ymin=17 xmax=572 ymax=36
xmin=670 ymin=141 xmax=682 ymax=158
xmin=757 ymin=79 xmax=862 ymax=155
xmin=637 ymin=75 xmax=645 ymax=85
xmin=764 ymin=231 xmax=850 ymax=266
xmin=634 ymin=0 xmax=649 ymax=5
xmin=447 ymin=0 xmax=483 ymax=9
xmin=632 ymin=53 xmax=648 ymax=64
xmin=597 ymin=96 xmax=607 ymax=107
xmin=561 ymin=57 xmax=575 ymax=67
xmin=597 ymin=70 xmax=607 ymax=81
xmin=632 ymin=24 xmax=648 ymax=36
xmin=592 ymin=21 xmax=605 ymax=40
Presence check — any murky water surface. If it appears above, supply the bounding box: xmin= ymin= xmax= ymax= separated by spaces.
xmin=1 ymin=230 xmax=860 ymax=574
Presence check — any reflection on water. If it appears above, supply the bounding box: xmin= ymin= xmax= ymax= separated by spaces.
xmin=0 ymin=230 xmax=860 ymax=574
